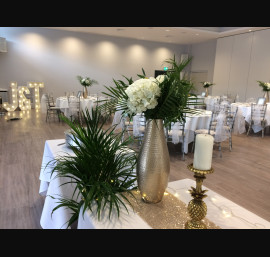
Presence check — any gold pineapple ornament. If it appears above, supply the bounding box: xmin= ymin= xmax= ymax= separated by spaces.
xmin=185 ymin=164 xmax=214 ymax=229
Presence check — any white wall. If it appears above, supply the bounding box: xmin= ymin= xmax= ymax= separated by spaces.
xmin=212 ymin=28 xmax=270 ymax=102
xmin=0 ymin=27 xmax=187 ymax=99
xmin=189 ymin=40 xmax=217 ymax=95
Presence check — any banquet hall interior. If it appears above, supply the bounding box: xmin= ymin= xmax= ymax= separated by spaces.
xmin=1 ymin=27 xmax=270 ymax=229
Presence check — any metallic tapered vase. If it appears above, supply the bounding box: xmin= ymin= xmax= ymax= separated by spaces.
xmin=83 ymin=86 xmax=88 ymax=99
xmin=205 ymin=87 xmax=209 ymax=97
xmin=263 ymin=91 xmax=269 ymax=103
xmin=136 ymin=119 xmax=170 ymax=203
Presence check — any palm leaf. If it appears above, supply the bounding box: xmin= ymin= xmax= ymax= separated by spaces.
xmin=48 ymin=107 xmax=137 ymax=227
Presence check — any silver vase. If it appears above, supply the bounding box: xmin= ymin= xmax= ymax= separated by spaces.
xmin=263 ymin=91 xmax=269 ymax=103
xmin=136 ymin=119 xmax=170 ymax=203
xmin=83 ymin=87 xmax=88 ymax=99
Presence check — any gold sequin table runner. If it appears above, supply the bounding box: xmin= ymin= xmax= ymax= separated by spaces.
xmin=124 ymin=190 xmax=220 ymax=229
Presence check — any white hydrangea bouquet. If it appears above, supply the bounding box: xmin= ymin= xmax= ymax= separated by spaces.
xmin=257 ymin=80 xmax=270 ymax=92
xmin=99 ymin=56 xmax=197 ymax=127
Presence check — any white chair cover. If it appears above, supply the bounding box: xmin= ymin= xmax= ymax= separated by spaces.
xmin=170 ymin=122 xmax=183 ymax=144
xmin=252 ymin=105 xmax=264 ymax=133
xmin=214 ymin=111 xmax=230 ymax=142
xmin=112 ymin=109 xmax=123 ymax=130
xmin=133 ymin=114 xmax=144 ymax=137
xmin=40 ymin=94 xmax=47 ymax=113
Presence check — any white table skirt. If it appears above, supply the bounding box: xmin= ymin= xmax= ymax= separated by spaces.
xmin=39 ymin=139 xmax=270 ymax=229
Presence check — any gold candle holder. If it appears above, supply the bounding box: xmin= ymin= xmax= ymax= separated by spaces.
xmin=185 ymin=163 xmax=214 ymax=229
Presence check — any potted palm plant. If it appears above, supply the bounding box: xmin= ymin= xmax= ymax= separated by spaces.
xmin=47 ymin=108 xmax=137 ymax=228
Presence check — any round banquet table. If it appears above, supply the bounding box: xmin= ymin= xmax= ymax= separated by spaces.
xmin=170 ymin=110 xmax=212 ymax=153
xmin=56 ymin=96 xmax=99 ymax=119
xmin=231 ymin=102 xmax=270 ymax=134
xmin=112 ymin=109 xmax=212 ymax=154
xmin=204 ymin=96 xmax=221 ymax=110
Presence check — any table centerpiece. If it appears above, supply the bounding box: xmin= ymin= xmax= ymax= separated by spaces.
xmin=257 ymin=80 xmax=270 ymax=103
xmin=200 ymin=81 xmax=215 ymax=97
xmin=77 ymin=75 xmax=98 ymax=99
xmin=98 ymin=55 xmax=199 ymax=203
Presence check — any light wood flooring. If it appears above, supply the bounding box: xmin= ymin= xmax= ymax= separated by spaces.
xmin=0 ymin=109 xmax=270 ymax=229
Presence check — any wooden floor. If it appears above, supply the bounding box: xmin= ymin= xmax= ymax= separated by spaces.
xmin=0 ymin=109 xmax=270 ymax=229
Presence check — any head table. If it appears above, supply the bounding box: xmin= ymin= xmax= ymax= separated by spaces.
xmin=39 ymin=139 xmax=270 ymax=229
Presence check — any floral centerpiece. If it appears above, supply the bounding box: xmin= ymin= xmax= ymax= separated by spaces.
xmin=257 ymin=80 xmax=270 ymax=103
xmin=99 ymin=56 xmax=198 ymax=203
xmin=257 ymin=80 xmax=270 ymax=92
xmin=201 ymin=81 xmax=215 ymax=88
xmin=100 ymin=56 xmax=197 ymax=128
xmin=200 ymin=81 xmax=214 ymax=97
xmin=76 ymin=75 xmax=98 ymax=98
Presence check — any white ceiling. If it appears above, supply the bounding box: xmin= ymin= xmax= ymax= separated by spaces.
xmin=45 ymin=27 xmax=270 ymax=44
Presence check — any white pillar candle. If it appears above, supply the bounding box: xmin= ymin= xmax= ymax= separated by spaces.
xmin=193 ymin=134 xmax=214 ymax=170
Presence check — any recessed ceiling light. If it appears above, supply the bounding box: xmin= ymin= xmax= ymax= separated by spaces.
xmin=165 ymin=29 xmax=170 ymax=32
xmin=249 ymin=29 xmax=252 ymax=32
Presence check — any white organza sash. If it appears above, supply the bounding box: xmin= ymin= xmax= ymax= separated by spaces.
xmin=112 ymin=110 xmax=123 ymax=130
xmin=171 ymin=122 xmax=183 ymax=144
xmin=252 ymin=105 xmax=264 ymax=133
xmin=214 ymin=111 xmax=229 ymax=142
xmin=133 ymin=115 xmax=141 ymax=137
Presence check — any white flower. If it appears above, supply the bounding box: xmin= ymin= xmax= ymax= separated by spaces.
xmin=125 ymin=78 xmax=161 ymax=114
xmin=156 ymin=75 xmax=166 ymax=84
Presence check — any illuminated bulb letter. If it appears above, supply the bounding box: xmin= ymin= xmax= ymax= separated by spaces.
xmin=18 ymin=86 xmax=31 ymax=110
xmin=2 ymin=82 xmax=18 ymax=112
xmin=28 ymin=82 xmax=44 ymax=109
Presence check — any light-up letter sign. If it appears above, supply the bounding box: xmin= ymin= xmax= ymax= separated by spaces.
xmin=18 ymin=86 xmax=31 ymax=110
xmin=28 ymin=82 xmax=44 ymax=109
xmin=2 ymin=82 xmax=18 ymax=111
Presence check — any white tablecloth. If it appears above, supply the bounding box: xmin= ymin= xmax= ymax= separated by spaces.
xmin=39 ymin=139 xmax=137 ymax=229
xmin=56 ymin=96 xmax=99 ymax=119
xmin=39 ymin=140 xmax=270 ymax=229
xmin=204 ymin=96 xmax=220 ymax=110
xmin=171 ymin=110 xmax=212 ymax=153
xmin=112 ymin=110 xmax=212 ymax=153
xmin=231 ymin=102 xmax=270 ymax=134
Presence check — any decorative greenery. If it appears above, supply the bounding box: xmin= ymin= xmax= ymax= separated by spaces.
xmin=77 ymin=75 xmax=99 ymax=87
xmin=257 ymin=80 xmax=270 ymax=92
xmin=201 ymin=81 xmax=215 ymax=88
xmin=98 ymin=55 xmax=199 ymax=128
xmin=46 ymin=108 xmax=137 ymax=228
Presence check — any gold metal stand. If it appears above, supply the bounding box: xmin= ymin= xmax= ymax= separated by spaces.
xmin=185 ymin=163 xmax=214 ymax=229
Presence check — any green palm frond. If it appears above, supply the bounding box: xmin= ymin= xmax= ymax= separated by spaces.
xmin=47 ymin=108 xmax=137 ymax=227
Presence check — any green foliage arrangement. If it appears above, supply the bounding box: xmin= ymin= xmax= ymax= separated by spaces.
xmin=76 ymin=75 xmax=99 ymax=87
xmin=98 ymin=55 xmax=198 ymax=128
xmin=257 ymin=80 xmax=270 ymax=92
xmin=47 ymin=108 xmax=137 ymax=228
xmin=201 ymin=81 xmax=215 ymax=88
